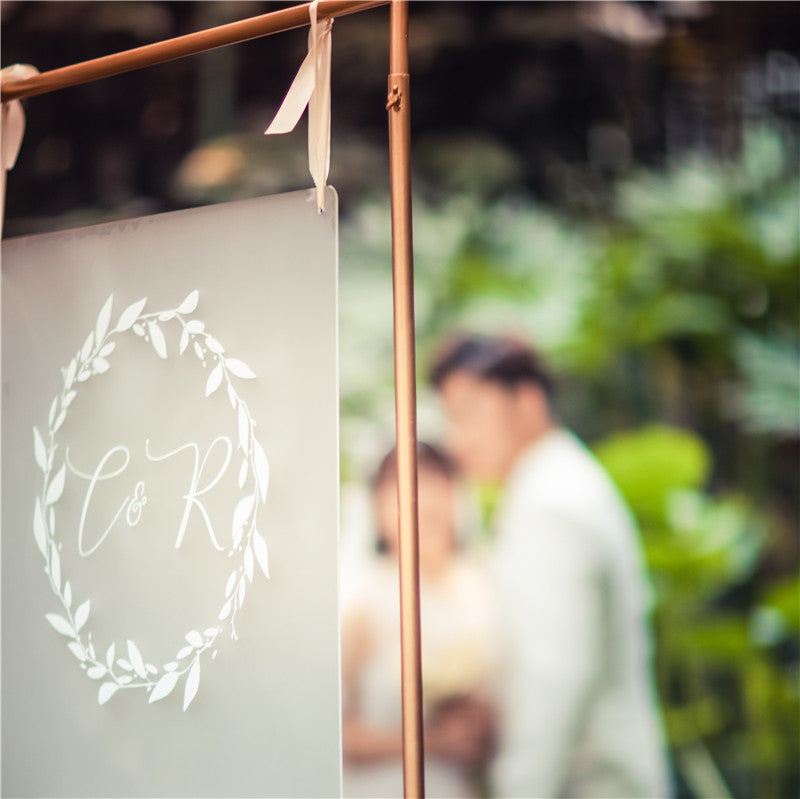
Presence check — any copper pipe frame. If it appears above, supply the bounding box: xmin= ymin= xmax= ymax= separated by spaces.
xmin=1 ymin=0 xmax=387 ymax=101
xmin=387 ymin=1 xmax=424 ymax=797
xmin=3 ymin=0 xmax=424 ymax=793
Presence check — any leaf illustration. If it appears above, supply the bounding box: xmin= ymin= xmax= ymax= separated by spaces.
xmin=177 ymin=290 xmax=199 ymax=315
xmin=92 ymin=357 xmax=110 ymax=374
xmin=88 ymin=640 xmax=96 ymax=659
xmin=68 ymin=641 xmax=86 ymax=662
xmin=118 ymin=675 xmax=133 ymax=685
xmin=183 ymin=657 xmax=201 ymax=711
xmin=63 ymin=390 xmax=77 ymax=408
xmin=53 ymin=410 xmax=67 ymax=433
xmin=205 ymin=336 xmax=224 ymax=355
xmin=237 ymin=458 xmax=248 ymax=488
xmin=33 ymin=427 xmax=47 ymax=472
xmin=193 ymin=341 xmax=204 ymax=360
xmin=253 ymin=440 xmax=270 ymax=503
xmin=74 ymin=599 xmax=90 ymax=632
xmin=45 ymin=463 xmax=66 ymax=506
xmin=146 ymin=664 xmax=158 ymax=675
xmin=115 ymin=297 xmax=147 ymax=332
xmin=127 ymin=640 xmax=147 ymax=679
xmin=158 ymin=311 xmax=175 ymax=322
xmin=45 ymin=613 xmax=74 ymax=637
xmin=149 ymin=671 xmax=179 ymax=703
xmin=50 ymin=543 xmax=61 ymax=591
xmin=117 ymin=658 xmax=133 ymax=671
xmin=99 ymin=342 xmax=115 ymax=358
xmin=132 ymin=323 xmax=145 ymax=337
xmin=48 ymin=397 xmax=58 ymax=426
xmin=205 ymin=363 xmax=223 ymax=397
xmin=147 ymin=321 xmax=168 ymax=359
xmin=176 ymin=645 xmax=193 ymax=660
xmin=227 ymin=383 xmax=237 ymax=409
xmin=180 ymin=320 xmax=203 ymax=353
xmin=226 ymin=358 xmax=256 ymax=379
xmin=203 ymin=627 xmax=218 ymax=637
xmin=163 ymin=662 xmax=178 ymax=672
xmin=185 ymin=630 xmax=203 ymax=648
xmin=64 ymin=357 xmax=77 ymax=389
xmin=106 ymin=642 xmax=116 ymax=669
xmin=98 ymin=682 xmax=119 ymax=706
xmin=231 ymin=495 xmax=255 ymax=548
xmin=236 ymin=578 xmax=246 ymax=608
xmin=33 ymin=498 xmax=48 ymax=557
xmin=63 ymin=581 xmax=72 ymax=610
xmin=79 ymin=330 xmax=95 ymax=363
xmin=218 ymin=599 xmax=232 ymax=621
xmin=244 ymin=545 xmax=254 ymax=582
xmin=47 ymin=404 xmax=60 ymax=432
xmin=87 ymin=664 xmax=106 ymax=680
xmin=95 ymin=294 xmax=113 ymax=344
xmin=237 ymin=404 xmax=250 ymax=453
xmin=225 ymin=570 xmax=237 ymax=598
xmin=254 ymin=530 xmax=270 ymax=579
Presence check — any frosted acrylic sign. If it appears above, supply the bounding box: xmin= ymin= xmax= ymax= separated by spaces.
xmin=2 ymin=189 xmax=341 ymax=797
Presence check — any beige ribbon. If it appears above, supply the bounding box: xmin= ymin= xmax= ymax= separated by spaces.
xmin=265 ymin=0 xmax=332 ymax=213
xmin=1 ymin=63 xmax=39 ymax=235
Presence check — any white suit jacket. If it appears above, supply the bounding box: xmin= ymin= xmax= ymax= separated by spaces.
xmin=490 ymin=429 xmax=672 ymax=798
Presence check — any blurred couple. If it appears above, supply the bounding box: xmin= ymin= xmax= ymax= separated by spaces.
xmin=341 ymin=334 xmax=672 ymax=799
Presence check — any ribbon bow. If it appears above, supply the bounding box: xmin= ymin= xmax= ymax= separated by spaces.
xmin=265 ymin=0 xmax=332 ymax=213
xmin=1 ymin=63 xmax=40 ymax=235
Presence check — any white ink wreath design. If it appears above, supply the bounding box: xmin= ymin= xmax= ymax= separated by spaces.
xmin=32 ymin=291 xmax=270 ymax=710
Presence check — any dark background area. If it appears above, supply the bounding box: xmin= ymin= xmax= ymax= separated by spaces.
xmin=3 ymin=1 xmax=798 ymax=229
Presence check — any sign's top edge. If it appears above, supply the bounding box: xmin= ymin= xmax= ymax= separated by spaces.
xmin=2 ymin=186 xmax=338 ymax=247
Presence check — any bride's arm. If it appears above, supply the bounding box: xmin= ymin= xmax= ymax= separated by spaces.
xmin=341 ymin=608 xmax=405 ymax=763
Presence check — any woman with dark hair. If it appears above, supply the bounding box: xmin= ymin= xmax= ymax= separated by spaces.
xmin=341 ymin=443 xmax=497 ymax=799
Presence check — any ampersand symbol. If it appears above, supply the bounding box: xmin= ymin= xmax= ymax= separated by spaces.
xmin=126 ymin=481 xmax=147 ymax=527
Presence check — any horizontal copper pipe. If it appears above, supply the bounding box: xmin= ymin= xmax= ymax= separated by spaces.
xmin=1 ymin=0 xmax=388 ymax=101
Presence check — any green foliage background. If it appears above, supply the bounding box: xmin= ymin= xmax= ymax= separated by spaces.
xmin=339 ymin=125 xmax=799 ymax=798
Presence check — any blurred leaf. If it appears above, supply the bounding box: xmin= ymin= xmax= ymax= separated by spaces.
xmin=664 ymin=697 xmax=729 ymax=746
xmin=594 ymin=425 xmax=711 ymax=524
xmin=735 ymin=332 xmax=800 ymax=436
xmin=760 ymin=573 xmax=800 ymax=631
xmin=675 ymin=617 xmax=751 ymax=663
xmin=634 ymin=291 xmax=730 ymax=342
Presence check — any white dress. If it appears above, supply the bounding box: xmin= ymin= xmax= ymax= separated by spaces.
xmin=342 ymin=557 xmax=497 ymax=799
xmin=490 ymin=429 xmax=672 ymax=798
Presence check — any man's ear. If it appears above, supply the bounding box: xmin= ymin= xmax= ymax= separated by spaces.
xmin=514 ymin=382 xmax=551 ymax=427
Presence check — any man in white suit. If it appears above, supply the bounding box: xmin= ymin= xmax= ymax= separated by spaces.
xmin=430 ymin=334 xmax=672 ymax=798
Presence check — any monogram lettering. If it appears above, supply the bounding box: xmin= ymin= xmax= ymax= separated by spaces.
xmin=65 ymin=436 xmax=233 ymax=556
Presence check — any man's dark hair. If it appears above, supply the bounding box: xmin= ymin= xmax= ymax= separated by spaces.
xmin=429 ymin=334 xmax=555 ymax=397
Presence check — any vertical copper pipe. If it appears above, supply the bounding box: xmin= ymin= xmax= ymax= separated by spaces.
xmin=387 ymin=1 xmax=424 ymax=797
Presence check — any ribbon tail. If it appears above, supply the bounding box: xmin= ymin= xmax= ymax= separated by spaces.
xmin=264 ymin=49 xmax=316 ymax=136
xmin=308 ymin=20 xmax=332 ymax=213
